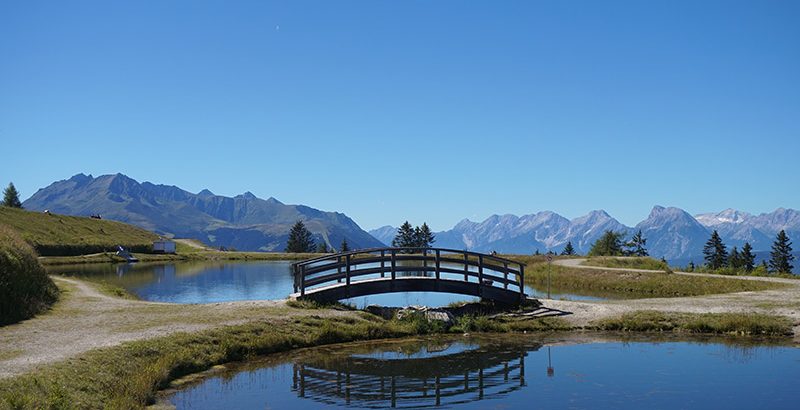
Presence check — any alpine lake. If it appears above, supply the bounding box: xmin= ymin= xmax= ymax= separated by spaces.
xmin=46 ymin=261 xmax=800 ymax=409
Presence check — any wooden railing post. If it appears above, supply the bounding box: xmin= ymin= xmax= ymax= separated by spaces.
xmin=464 ymin=252 xmax=469 ymax=282
xmin=519 ymin=264 xmax=525 ymax=301
xmin=391 ymin=249 xmax=396 ymax=281
xmin=300 ymin=265 xmax=306 ymax=297
xmin=337 ymin=255 xmax=342 ymax=283
xmin=380 ymin=249 xmax=385 ymax=278
xmin=478 ymin=255 xmax=484 ymax=297
xmin=504 ymin=262 xmax=509 ymax=289
xmin=435 ymin=250 xmax=440 ymax=281
xmin=345 ymin=254 xmax=351 ymax=298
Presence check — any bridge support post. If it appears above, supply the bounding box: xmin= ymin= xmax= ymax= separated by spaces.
xmin=519 ymin=264 xmax=525 ymax=302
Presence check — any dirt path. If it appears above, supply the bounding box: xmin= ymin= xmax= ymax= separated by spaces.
xmin=545 ymin=258 xmax=800 ymax=339
xmin=0 ymin=277 xmax=353 ymax=379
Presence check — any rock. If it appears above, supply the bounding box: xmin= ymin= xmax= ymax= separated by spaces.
xmin=396 ymin=306 xmax=455 ymax=326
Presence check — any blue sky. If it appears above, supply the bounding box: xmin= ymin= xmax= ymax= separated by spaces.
xmin=1 ymin=1 xmax=798 ymax=230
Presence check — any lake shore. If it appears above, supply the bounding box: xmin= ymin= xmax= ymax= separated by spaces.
xmin=2 ymin=259 xmax=799 ymax=408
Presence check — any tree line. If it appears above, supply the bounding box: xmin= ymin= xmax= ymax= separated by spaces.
xmin=702 ymin=229 xmax=794 ymax=274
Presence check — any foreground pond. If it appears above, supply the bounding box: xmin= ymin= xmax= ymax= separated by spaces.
xmin=166 ymin=334 xmax=799 ymax=409
xmin=48 ymin=261 xmax=613 ymax=305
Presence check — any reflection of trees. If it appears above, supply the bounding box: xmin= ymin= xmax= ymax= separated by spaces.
xmin=291 ymin=340 xmax=539 ymax=408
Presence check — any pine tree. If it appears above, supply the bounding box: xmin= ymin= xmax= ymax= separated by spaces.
xmin=414 ymin=223 xmax=436 ymax=248
xmin=769 ymin=230 xmax=794 ymax=274
xmin=703 ymin=230 xmax=728 ymax=270
xmin=392 ymin=221 xmax=417 ymax=251
xmin=340 ymin=238 xmax=349 ymax=253
xmin=560 ymin=241 xmax=575 ymax=256
xmin=728 ymin=246 xmax=742 ymax=270
xmin=588 ymin=231 xmax=625 ymax=256
xmin=687 ymin=261 xmax=695 ymax=272
xmin=316 ymin=242 xmax=329 ymax=253
xmin=534 ymin=249 xmax=541 ymax=256
xmin=741 ymin=242 xmax=755 ymax=273
xmin=285 ymin=220 xmax=315 ymax=253
xmin=2 ymin=182 xmax=22 ymax=208
xmin=624 ymin=230 xmax=648 ymax=257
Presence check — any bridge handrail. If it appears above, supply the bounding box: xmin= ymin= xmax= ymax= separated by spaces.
xmin=292 ymin=247 xmax=527 ymax=301
xmin=293 ymin=247 xmax=525 ymax=268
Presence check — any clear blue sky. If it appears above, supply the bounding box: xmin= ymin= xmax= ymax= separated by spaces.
xmin=1 ymin=1 xmax=798 ymax=230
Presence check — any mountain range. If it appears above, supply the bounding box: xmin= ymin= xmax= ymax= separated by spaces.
xmin=22 ymin=173 xmax=383 ymax=252
xmin=370 ymin=206 xmax=800 ymax=261
xmin=20 ymin=173 xmax=798 ymax=262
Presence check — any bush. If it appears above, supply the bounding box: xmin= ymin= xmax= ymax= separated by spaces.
xmin=0 ymin=225 xmax=59 ymax=325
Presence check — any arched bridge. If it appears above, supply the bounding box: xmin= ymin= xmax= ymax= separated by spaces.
xmin=291 ymin=247 xmax=529 ymax=305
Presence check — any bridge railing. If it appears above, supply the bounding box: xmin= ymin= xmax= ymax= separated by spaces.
xmin=292 ymin=247 xmax=526 ymax=301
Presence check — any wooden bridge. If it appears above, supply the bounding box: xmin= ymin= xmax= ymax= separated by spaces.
xmin=291 ymin=247 xmax=529 ymax=305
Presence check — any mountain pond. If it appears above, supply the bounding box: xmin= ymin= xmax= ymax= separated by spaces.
xmin=163 ymin=334 xmax=800 ymax=409
xmin=47 ymin=260 xmax=619 ymax=306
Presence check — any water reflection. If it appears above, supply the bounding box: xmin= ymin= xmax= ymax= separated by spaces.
xmin=291 ymin=340 xmax=531 ymax=408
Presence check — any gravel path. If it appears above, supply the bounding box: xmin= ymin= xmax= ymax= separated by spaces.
xmin=0 ymin=277 xmax=351 ymax=379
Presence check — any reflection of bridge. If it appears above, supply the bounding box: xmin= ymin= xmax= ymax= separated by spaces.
xmin=291 ymin=248 xmax=529 ymax=305
xmin=291 ymin=341 xmax=535 ymax=408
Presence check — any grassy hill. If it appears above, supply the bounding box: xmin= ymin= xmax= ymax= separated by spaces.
xmin=0 ymin=225 xmax=58 ymax=325
xmin=0 ymin=207 xmax=159 ymax=256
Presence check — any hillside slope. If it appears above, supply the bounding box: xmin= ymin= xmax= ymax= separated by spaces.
xmin=0 ymin=206 xmax=159 ymax=256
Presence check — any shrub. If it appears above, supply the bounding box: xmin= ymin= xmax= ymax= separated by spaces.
xmin=0 ymin=225 xmax=59 ymax=325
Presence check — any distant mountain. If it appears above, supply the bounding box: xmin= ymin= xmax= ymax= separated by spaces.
xmin=635 ymin=206 xmax=710 ymax=259
xmin=374 ymin=206 xmax=800 ymax=262
xmin=23 ymin=173 xmax=384 ymax=252
xmin=694 ymin=208 xmax=800 ymax=253
xmin=369 ymin=225 xmax=397 ymax=246
xmin=377 ymin=210 xmax=630 ymax=255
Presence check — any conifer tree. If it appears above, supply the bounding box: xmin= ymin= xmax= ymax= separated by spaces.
xmin=340 ymin=238 xmax=349 ymax=253
xmin=741 ymin=242 xmax=755 ymax=273
xmin=414 ymin=223 xmax=436 ymax=248
xmin=392 ymin=221 xmax=416 ymax=251
xmin=703 ymin=230 xmax=728 ymax=270
xmin=560 ymin=241 xmax=575 ymax=256
xmin=316 ymin=242 xmax=329 ymax=253
xmin=769 ymin=230 xmax=794 ymax=274
xmin=624 ymin=230 xmax=648 ymax=257
xmin=534 ymin=249 xmax=541 ymax=256
xmin=285 ymin=220 xmax=315 ymax=253
xmin=2 ymin=182 xmax=22 ymax=208
xmin=588 ymin=231 xmax=625 ymax=256
xmin=687 ymin=261 xmax=695 ymax=272
xmin=728 ymin=246 xmax=742 ymax=270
